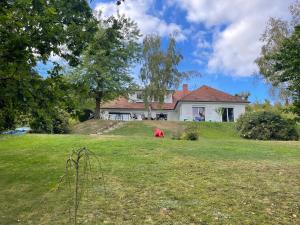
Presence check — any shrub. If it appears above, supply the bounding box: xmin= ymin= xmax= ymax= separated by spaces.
xmin=78 ymin=109 xmax=94 ymax=122
xmin=53 ymin=112 xmax=71 ymax=134
xmin=184 ymin=130 xmax=199 ymax=140
xmin=0 ymin=107 xmax=16 ymax=131
xmin=237 ymin=111 xmax=299 ymax=140
xmin=183 ymin=123 xmax=199 ymax=141
xmin=30 ymin=110 xmax=70 ymax=134
xmin=30 ymin=112 xmax=53 ymax=133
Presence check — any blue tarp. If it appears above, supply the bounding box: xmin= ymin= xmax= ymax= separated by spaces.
xmin=1 ymin=127 xmax=31 ymax=135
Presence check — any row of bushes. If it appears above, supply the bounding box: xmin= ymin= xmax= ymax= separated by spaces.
xmin=170 ymin=111 xmax=299 ymax=141
xmin=236 ymin=111 xmax=299 ymax=140
xmin=1 ymin=107 xmax=95 ymax=134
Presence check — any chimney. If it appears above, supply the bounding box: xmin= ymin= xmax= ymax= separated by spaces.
xmin=183 ymin=84 xmax=188 ymax=95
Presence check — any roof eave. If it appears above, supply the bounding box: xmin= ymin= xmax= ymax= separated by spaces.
xmin=179 ymin=100 xmax=249 ymax=103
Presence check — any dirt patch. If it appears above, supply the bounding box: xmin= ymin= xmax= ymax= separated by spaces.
xmin=71 ymin=120 xmax=121 ymax=134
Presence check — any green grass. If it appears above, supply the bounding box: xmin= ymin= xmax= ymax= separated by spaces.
xmin=0 ymin=121 xmax=300 ymax=224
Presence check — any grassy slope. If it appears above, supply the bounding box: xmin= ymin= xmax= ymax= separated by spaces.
xmin=71 ymin=119 xmax=120 ymax=134
xmin=0 ymin=122 xmax=299 ymax=224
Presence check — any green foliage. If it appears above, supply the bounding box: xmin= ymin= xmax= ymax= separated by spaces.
xmin=30 ymin=109 xmax=70 ymax=134
xmin=30 ymin=111 xmax=54 ymax=134
xmin=0 ymin=106 xmax=16 ymax=131
xmin=237 ymin=111 xmax=299 ymax=140
xmin=0 ymin=74 xmax=76 ymax=132
xmin=78 ymin=109 xmax=94 ymax=122
xmin=215 ymin=107 xmax=225 ymax=116
xmin=183 ymin=123 xmax=200 ymax=140
xmin=52 ymin=111 xmax=71 ymax=134
xmin=269 ymin=26 xmax=300 ymax=109
xmin=183 ymin=130 xmax=199 ymax=141
xmin=256 ymin=1 xmax=300 ymax=114
xmin=71 ymin=15 xmax=141 ymax=119
xmin=140 ymin=35 xmax=196 ymax=115
xmin=0 ymin=0 xmax=97 ymax=131
xmin=246 ymin=101 xmax=300 ymax=121
xmin=0 ymin=0 xmax=96 ymax=70
xmin=170 ymin=123 xmax=199 ymax=140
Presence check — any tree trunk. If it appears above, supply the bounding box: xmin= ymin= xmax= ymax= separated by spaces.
xmin=147 ymin=105 xmax=152 ymax=120
xmin=285 ymin=98 xmax=289 ymax=106
xmin=94 ymin=96 xmax=101 ymax=119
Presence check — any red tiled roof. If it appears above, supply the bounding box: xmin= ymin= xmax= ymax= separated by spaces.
xmin=180 ymin=85 xmax=248 ymax=103
xmin=102 ymin=85 xmax=247 ymax=110
xmin=173 ymin=90 xmax=190 ymax=101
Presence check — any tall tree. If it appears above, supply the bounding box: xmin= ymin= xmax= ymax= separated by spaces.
xmin=71 ymin=15 xmax=141 ymax=119
xmin=264 ymin=26 xmax=300 ymax=113
xmin=140 ymin=35 xmax=194 ymax=117
xmin=0 ymin=0 xmax=97 ymax=130
xmin=256 ymin=1 xmax=300 ymax=113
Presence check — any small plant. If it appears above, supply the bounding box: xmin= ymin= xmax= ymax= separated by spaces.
xmin=57 ymin=147 xmax=105 ymax=225
xmin=215 ymin=107 xmax=225 ymax=116
xmin=236 ymin=111 xmax=299 ymax=140
xmin=184 ymin=130 xmax=199 ymax=140
xmin=183 ymin=123 xmax=199 ymax=141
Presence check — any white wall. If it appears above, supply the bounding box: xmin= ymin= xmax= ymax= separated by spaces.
xmin=102 ymin=102 xmax=246 ymax=122
xmin=101 ymin=109 xmax=179 ymax=121
xmin=164 ymin=93 xmax=173 ymax=103
xmin=178 ymin=102 xmax=246 ymax=122
xmin=128 ymin=91 xmax=143 ymax=103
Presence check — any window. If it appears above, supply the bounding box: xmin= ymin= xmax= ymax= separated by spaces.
xmin=192 ymin=107 xmax=205 ymax=121
xmin=222 ymin=108 xmax=234 ymax=122
xmin=136 ymin=92 xmax=143 ymax=102
xmin=109 ymin=113 xmax=131 ymax=121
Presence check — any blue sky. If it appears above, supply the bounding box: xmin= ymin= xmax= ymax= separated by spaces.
xmin=38 ymin=0 xmax=295 ymax=103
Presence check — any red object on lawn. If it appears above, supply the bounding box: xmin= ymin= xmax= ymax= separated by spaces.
xmin=154 ymin=128 xmax=164 ymax=138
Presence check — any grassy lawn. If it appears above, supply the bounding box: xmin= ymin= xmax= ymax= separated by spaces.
xmin=0 ymin=121 xmax=299 ymax=224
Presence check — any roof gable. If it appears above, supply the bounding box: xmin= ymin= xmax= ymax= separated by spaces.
xmin=180 ymin=85 xmax=248 ymax=103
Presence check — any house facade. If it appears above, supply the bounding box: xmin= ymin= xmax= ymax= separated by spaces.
xmin=101 ymin=84 xmax=248 ymax=122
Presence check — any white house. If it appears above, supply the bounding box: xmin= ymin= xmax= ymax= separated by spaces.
xmin=101 ymin=84 xmax=248 ymax=122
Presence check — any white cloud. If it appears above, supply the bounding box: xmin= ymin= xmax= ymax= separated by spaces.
xmin=95 ymin=0 xmax=186 ymax=41
xmin=172 ymin=0 xmax=294 ymax=77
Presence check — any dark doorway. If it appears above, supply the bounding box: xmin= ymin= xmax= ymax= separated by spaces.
xmin=222 ymin=108 xmax=234 ymax=122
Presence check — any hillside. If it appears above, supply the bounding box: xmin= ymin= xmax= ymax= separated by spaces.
xmin=1 ymin=121 xmax=299 ymax=224
xmin=72 ymin=120 xmax=240 ymax=139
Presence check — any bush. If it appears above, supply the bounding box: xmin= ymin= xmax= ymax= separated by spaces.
xmin=30 ymin=112 xmax=53 ymax=133
xmin=30 ymin=110 xmax=70 ymax=134
xmin=171 ymin=123 xmax=199 ymax=141
xmin=0 ymin=107 xmax=16 ymax=131
xmin=183 ymin=123 xmax=199 ymax=141
xmin=53 ymin=112 xmax=71 ymax=134
xmin=184 ymin=130 xmax=199 ymax=140
xmin=237 ymin=111 xmax=299 ymax=140
xmin=78 ymin=109 xmax=94 ymax=122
